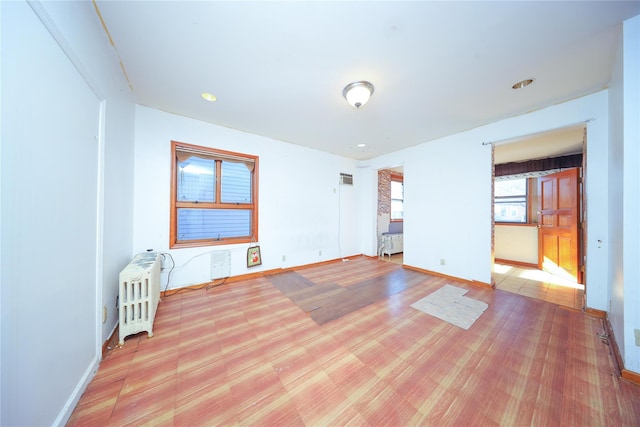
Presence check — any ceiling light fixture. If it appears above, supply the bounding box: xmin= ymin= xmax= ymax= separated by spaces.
xmin=512 ymin=78 xmax=534 ymax=89
xmin=201 ymin=92 xmax=217 ymax=102
xmin=343 ymin=81 xmax=374 ymax=109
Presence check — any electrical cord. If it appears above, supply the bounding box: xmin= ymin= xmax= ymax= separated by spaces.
xmin=206 ymin=277 xmax=228 ymax=291
xmin=160 ymin=251 xmax=233 ymax=296
xmin=160 ymin=250 xmax=210 ymax=293
xmin=163 ymin=277 xmax=229 ymax=297
xmin=159 ymin=248 xmax=242 ymax=296
xmin=160 ymin=252 xmax=175 ymax=293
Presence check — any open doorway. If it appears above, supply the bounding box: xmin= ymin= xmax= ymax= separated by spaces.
xmin=376 ymin=166 xmax=404 ymax=264
xmin=491 ymin=124 xmax=586 ymax=310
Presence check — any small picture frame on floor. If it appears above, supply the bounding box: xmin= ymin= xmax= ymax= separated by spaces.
xmin=247 ymin=245 xmax=262 ymax=268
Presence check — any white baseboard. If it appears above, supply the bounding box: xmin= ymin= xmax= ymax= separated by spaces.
xmin=52 ymin=354 xmax=100 ymax=427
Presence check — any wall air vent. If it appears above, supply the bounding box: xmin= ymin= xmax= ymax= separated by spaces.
xmin=339 ymin=173 xmax=353 ymax=185
xmin=211 ymin=250 xmax=231 ymax=280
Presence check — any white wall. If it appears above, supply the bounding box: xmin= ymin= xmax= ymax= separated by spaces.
xmin=39 ymin=0 xmax=138 ymax=347
xmin=364 ymin=91 xmax=610 ymax=305
xmin=133 ymin=106 xmax=359 ymax=290
xmin=404 ymin=134 xmax=493 ymax=283
xmin=495 ymin=225 xmax=538 ymax=265
xmin=0 ymin=1 xmax=135 ymax=426
xmin=609 ymin=14 xmax=626 ymax=364
xmin=609 ymin=14 xmax=640 ymax=373
xmin=360 ymin=131 xmax=493 ymax=283
xmin=621 ymin=13 xmax=640 ymax=374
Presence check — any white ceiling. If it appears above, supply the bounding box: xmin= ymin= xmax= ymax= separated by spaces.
xmin=94 ymin=1 xmax=639 ymax=161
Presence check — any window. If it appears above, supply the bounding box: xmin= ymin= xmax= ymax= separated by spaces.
xmin=390 ymin=173 xmax=404 ymax=221
xmin=494 ymin=178 xmax=527 ymax=223
xmin=170 ymin=141 xmax=258 ymax=248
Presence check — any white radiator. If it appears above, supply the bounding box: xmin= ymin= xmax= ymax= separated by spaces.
xmin=118 ymin=252 xmax=161 ymax=345
xmin=379 ymin=233 xmax=403 ymax=259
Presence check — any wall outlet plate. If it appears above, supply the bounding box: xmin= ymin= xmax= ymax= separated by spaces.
xmin=635 ymin=329 xmax=640 ymax=347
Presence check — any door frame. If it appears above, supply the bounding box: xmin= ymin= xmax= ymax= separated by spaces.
xmin=491 ymin=126 xmax=588 ymax=297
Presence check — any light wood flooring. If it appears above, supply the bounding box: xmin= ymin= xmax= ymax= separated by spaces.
xmin=68 ymin=257 xmax=640 ymax=426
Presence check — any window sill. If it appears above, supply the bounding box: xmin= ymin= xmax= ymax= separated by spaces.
xmin=171 ymin=237 xmax=253 ymax=249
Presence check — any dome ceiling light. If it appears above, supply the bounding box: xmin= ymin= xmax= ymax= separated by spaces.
xmin=343 ymin=81 xmax=374 ymax=109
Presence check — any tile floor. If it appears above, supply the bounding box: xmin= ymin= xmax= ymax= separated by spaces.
xmin=493 ymin=263 xmax=585 ymax=310
xmin=67 ymin=257 xmax=640 ymax=426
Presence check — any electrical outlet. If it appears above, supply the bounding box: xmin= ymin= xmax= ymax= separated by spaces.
xmin=102 ymin=305 xmax=108 ymax=324
xmin=635 ymin=329 xmax=640 ymax=347
xmin=319 ymin=250 xmax=322 ymax=256
xmin=440 ymin=258 xmax=446 ymax=266
xmin=282 ymin=255 xmax=286 ymax=262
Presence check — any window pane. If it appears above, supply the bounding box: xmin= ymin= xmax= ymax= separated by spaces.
xmin=391 ymin=180 xmax=404 ymax=220
xmin=391 ymin=181 xmax=403 ymax=199
xmin=391 ymin=200 xmax=404 ymax=220
xmin=494 ymin=199 xmax=527 ymax=222
xmin=221 ymin=160 xmax=251 ymax=203
xmin=494 ymin=178 xmax=527 ymax=223
xmin=177 ymin=208 xmax=252 ymax=241
xmin=495 ymin=178 xmax=526 ymax=197
xmin=177 ymin=155 xmax=215 ymax=202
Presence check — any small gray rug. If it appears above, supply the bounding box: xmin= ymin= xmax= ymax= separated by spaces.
xmin=411 ymin=284 xmax=488 ymax=330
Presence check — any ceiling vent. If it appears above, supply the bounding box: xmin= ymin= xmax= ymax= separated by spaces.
xmin=339 ymin=173 xmax=353 ymax=185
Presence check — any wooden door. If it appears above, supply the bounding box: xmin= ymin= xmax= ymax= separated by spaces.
xmin=538 ymin=168 xmax=581 ymax=282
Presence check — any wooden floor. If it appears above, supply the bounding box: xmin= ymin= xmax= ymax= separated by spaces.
xmin=266 ymin=267 xmax=427 ymax=325
xmin=68 ymin=257 xmax=640 ymax=426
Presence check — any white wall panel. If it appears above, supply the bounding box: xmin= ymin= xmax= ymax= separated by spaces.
xmin=1 ymin=2 xmax=100 ymax=425
xmin=495 ymin=225 xmax=538 ymax=265
xmin=1 ymin=0 xmax=135 ymax=425
xmin=621 ymin=14 xmax=640 ymax=373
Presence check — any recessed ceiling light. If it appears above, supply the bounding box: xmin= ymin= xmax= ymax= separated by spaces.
xmin=357 ymin=143 xmax=366 ymax=148
xmin=512 ymin=79 xmax=534 ymax=89
xmin=201 ymin=92 xmax=217 ymax=102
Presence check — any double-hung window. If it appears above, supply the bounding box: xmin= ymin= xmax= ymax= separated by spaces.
xmin=494 ymin=178 xmax=527 ymax=223
xmin=170 ymin=141 xmax=258 ymax=248
xmin=390 ymin=173 xmax=404 ymax=221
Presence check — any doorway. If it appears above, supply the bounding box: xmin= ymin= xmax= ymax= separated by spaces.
xmin=376 ymin=166 xmax=404 ymax=262
xmin=492 ymin=124 xmax=586 ymax=310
